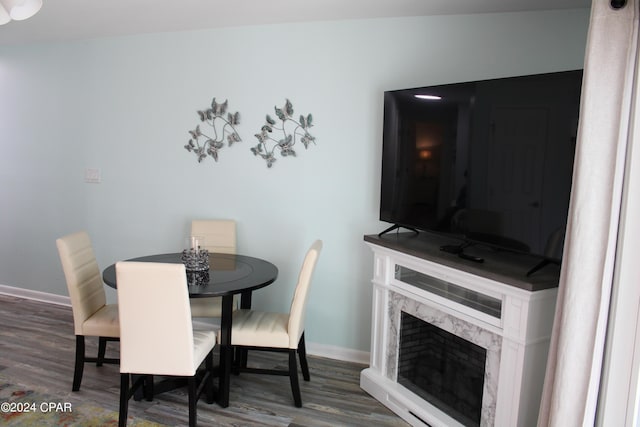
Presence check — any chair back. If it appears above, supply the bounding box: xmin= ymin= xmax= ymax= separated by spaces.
xmin=116 ymin=261 xmax=196 ymax=377
xmin=56 ymin=231 xmax=107 ymax=335
xmin=287 ymin=240 xmax=322 ymax=347
xmin=191 ymin=219 xmax=236 ymax=254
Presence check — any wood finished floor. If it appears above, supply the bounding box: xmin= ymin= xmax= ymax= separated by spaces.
xmin=0 ymin=294 xmax=408 ymax=427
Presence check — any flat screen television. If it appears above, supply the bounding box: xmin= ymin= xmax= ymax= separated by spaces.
xmin=379 ymin=70 xmax=583 ymax=267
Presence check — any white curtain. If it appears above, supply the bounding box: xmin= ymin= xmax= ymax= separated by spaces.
xmin=538 ymin=0 xmax=639 ymax=425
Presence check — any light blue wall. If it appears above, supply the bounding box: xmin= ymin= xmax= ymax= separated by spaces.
xmin=0 ymin=10 xmax=589 ymax=354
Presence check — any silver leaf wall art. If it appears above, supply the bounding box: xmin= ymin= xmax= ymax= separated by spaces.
xmin=184 ymin=98 xmax=241 ymax=163
xmin=251 ymin=99 xmax=316 ymax=168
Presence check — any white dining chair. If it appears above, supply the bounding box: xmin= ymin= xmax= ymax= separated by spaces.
xmin=228 ymin=240 xmax=322 ymax=407
xmin=116 ymin=261 xmax=216 ymax=427
xmin=189 ymin=219 xmax=237 ymax=318
xmin=56 ymin=231 xmax=120 ymax=391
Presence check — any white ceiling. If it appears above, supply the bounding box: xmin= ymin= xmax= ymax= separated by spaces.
xmin=0 ymin=0 xmax=591 ymax=46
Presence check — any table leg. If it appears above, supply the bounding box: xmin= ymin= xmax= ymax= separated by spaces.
xmin=218 ymin=294 xmax=234 ymax=408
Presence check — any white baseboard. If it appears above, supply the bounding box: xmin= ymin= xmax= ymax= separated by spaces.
xmin=0 ymin=284 xmax=371 ymax=365
xmin=307 ymin=342 xmax=370 ymax=365
xmin=0 ymin=284 xmax=70 ymax=306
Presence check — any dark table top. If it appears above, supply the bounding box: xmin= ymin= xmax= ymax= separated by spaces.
xmin=102 ymin=253 xmax=278 ymax=298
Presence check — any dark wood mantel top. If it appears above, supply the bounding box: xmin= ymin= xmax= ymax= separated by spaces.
xmin=364 ymin=232 xmax=560 ymax=292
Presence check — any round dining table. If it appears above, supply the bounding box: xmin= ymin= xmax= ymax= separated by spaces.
xmin=102 ymin=252 xmax=278 ymax=408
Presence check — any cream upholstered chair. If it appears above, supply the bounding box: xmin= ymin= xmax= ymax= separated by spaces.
xmin=116 ymin=261 xmax=216 ymax=427
xmin=56 ymin=231 xmax=119 ymax=392
xmin=189 ymin=219 xmax=237 ymax=318
xmin=191 ymin=219 xmax=237 ymax=254
xmin=230 ymin=240 xmax=322 ymax=407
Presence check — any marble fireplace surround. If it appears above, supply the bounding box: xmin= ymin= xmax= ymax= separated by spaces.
xmin=387 ymin=290 xmax=502 ymax=426
xmin=360 ymin=233 xmax=559 ymax=427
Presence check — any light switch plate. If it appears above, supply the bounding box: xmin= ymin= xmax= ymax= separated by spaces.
xmin=84 ymin=168 xmax=101 ymax=183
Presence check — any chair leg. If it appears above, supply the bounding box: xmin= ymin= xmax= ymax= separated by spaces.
xmin=239 ymin=347 xmax=248 ymax=369
xmin=206 ymin=350 xmax=215 ymax=404
xmin=97 ymin=336 xmax=107 ymax=366
xmin=119 ymin=373 xmax=130 ymax=427
xmin=143 ymin=375 xmax=154 ymax=401
xmin=188 ymin=377 xmax=197 ymax=427
xmin=298 ymin=333 xmax=310 ymax=381
xmin=72 ymin=336 xmax=85 ymax=391
xmin=232 ymin=347 xmax=249 ymax=375
xmin=288 ymin=349 xmax=302 ymax=407
xmin=232 ymin=347 xmax=240 ymax=375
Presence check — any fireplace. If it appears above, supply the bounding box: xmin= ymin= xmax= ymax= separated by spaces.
xmin=387 ymin=290 xmax=502 ymax=426
xmin=360 ymin=235 xmax=558 ymax=427
xmin=398 ymin=312 xmax=486 ymax=426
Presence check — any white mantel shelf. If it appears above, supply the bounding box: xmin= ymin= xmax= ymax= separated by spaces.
xmin=360 ymin=232 xmax=559 ymax=427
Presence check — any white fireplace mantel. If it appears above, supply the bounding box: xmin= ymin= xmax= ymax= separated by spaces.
xmin=360 ymin=233 xmax=559 ymax=427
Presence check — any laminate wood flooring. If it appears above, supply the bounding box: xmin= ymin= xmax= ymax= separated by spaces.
xmin=0 ymin=294 xmax=408 ymax=427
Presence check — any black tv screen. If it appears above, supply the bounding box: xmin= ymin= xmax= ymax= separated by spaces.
xmin=379 ymin=70 xmax=583 ymax=261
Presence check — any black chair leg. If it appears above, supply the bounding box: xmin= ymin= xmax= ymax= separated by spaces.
xmin=239 ymin=348 xmax=248 ymax=369
xmin=298 ymin=333 xmax=310 ymax=381
xmin=119 ymin=373 xmax=129 ymax=427
xmin=97 ymin=336 xmax=107 ymax=366
xmin=131 ymin=374 xmax=147 ymax=401
xmin=288 ymin=349 xmax=302 ymax=407
xmin=143 ymin=375 xmax=154 ymax=401
xmin=188 ymin=377 xmax=197 ymax=427
xmin=72 ymin=336 xmax=85 ymax=391
xmin=206 ymin=350 xmax=215 ymax=404
xmin=232 ymin=347 xmax=249 ymax=375
xmin=232 ymin=348 xmax=240 ymax=375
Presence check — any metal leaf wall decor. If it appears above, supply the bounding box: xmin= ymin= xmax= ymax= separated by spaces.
xmin=251 ymin=99 xmax=316 ymax=168
xmin=184 ymin=98 xmax=241 ymax=163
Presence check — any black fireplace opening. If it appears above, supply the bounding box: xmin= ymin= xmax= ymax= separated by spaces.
xmin=398 ymin=312 xmax=487 ymax=427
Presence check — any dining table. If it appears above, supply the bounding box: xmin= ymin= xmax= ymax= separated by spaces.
xmin=102 ymin=252 xmax=278 ymax=408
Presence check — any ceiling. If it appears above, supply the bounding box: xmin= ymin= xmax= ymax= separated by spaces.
xmin=0 ymin=0 xmax=591 ymax=46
